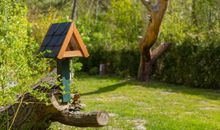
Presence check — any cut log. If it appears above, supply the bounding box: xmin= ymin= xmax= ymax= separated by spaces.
xmin=51 ymin=111 xmax=109 ymax=127
xmin=0 ymin=71 xmax=109 ymax=130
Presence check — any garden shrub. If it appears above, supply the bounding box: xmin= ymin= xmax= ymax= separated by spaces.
xmin=154 ymin=43 xmax=220 ymax=89
xmin=0 ymin=0 xmax=49 ymax=105
xmin=80 ymin=47 xmax=140 ymax=77
xmin=81 ymin=43 xmax=220 ymax=89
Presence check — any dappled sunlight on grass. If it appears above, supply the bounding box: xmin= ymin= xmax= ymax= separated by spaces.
xmin=50 ymin=75 xmax=220 ymax=130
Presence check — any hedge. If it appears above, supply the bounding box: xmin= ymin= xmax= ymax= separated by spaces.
xmin=80 ymin=44 xmax=220 ymax=89
xmin=154 ymin=43 xmax=220 ymax=89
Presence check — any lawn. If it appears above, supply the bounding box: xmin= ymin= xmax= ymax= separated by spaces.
xmin=50 ymin=74 xmax=220 ymax=130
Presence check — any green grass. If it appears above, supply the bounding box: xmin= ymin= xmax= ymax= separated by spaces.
xmin=50 ymin=74 xmax=220 ymax=130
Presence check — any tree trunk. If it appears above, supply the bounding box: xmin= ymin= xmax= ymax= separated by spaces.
xmin=138 ymin=0 xmax=170 ymax=81
xmin=0 ymin=71 xmax=109 ymax=130
xmin=71 ymin=0 xmax=78 ymax=20
xmin=138 ymin=50 xmax=152 ymax=81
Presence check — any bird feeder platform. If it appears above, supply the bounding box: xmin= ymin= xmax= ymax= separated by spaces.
xmin=38 ymin=22 xmax=89 ymax=102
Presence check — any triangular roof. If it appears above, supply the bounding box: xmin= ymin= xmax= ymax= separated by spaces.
xmin=38 ymin=22 xmax=89 ymax=59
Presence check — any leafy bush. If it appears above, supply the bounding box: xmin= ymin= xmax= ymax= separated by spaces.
xmin=81 ymin=43 xmax=220 ymax=89
xmin=153 ymin=43 xmax=220 ymax=89
xmin=0 ymin=0 xmax=48 ymax=105
xmin=89 ymin=67 xmax=99 ymax=75
xmin=80 ymin=47 xmax=140 ymax=77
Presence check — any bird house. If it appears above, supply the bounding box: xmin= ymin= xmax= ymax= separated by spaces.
xmin=38 ymin=22 xmax=89 ymax=59
xmin=38 ymin=22 xmax=89 ymax=103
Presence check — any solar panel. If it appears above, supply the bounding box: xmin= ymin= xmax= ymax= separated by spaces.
xmin=39 ymin=22 xmax=71 ymax=58
xmin=49 ymin=36 xmax=62 ymax=47
xmin=47 ymin=23 xmax=60 ymax=36
xmin=55 ymin=22 xmax=71 ymax=35
xmin=41 ymin=36 xmax=53 ymax=47
xmin=55 ymin=35 xmax=66 ymax=47
xmin=38 ymin=22 xmax=88 ymax=59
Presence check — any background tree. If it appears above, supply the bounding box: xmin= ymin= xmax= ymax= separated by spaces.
xmin=71 ymin=0 xmax=78 ymax=20
xmin=137 ymin=0 xmax=170 ymax=81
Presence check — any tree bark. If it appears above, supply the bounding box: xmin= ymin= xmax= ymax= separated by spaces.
xmin=51 ymin=111 xmax=109 ymax=127
xmin=71 ymin=0 xmax=78 ymax=20
xmin=138 ymin=0 xmax=169 ymax=81
xmin=0 ymin=71 xmax=109 ymax=130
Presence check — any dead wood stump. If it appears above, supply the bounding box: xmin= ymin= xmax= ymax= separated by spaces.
xmin=0 ymin=72 xmax=109 ymax=130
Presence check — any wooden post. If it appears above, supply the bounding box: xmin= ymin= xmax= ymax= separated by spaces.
xmin=99 ymin=64 xmax=106 ymax=75
xmin=57 ymin=59 xmax=71 ymax=103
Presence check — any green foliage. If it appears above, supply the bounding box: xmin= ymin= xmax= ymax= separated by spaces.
xmin=159 ymin=0 xmax=191 ymax=44
xmin=154 ymin=43 xmax=220 ymax=89
xmin=0 ymin=0 xmax=48 ymax=106
xmin=81 ymin=42 xmax=220 ymax=89
xmin=25 ymin=0 xmax=71 ymax=12
xmin=80 ymin=0 xmax=220 ymax=89
xmin=106 ymin=0 xmax=144 ymax=48
xmin=89 ymin=67 xmax=99 ymax=75
xmin=160 ymin=0 xmax=220 ymax=45
xmin=73 ymin=0 xmax=145 ymax=50
xmin=81 ymin=47 xmax=140 ymax=77
xmin=24 ymin=0 xmax=220 ymax=89
xmin=29 ymin=7 xmax=70 ymax=44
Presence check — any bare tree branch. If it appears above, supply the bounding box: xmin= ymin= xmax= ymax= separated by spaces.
xmin=151 ymin=43 xmax=172 ymax=62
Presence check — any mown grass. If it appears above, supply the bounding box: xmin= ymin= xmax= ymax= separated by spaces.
xmin=50 ymin=74 xmax=220 ymax=130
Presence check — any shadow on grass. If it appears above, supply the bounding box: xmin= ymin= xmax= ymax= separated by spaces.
xmin=130 ymin=80 xmax=220 ymax=100
xmin=81 ymin=81 xmax=128 ymax=96
xmin=80 ymin=75 xmax=220 ymax=100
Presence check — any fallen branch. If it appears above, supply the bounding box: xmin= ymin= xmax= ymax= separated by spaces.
xmin=0 ymin=71 xmax=109 ymax=130
xmin=51 ymin=111 xmax=109 ymax=127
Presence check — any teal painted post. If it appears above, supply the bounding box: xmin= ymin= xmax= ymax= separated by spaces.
xmin=57 ymin=59 xmax=71 ymax=103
